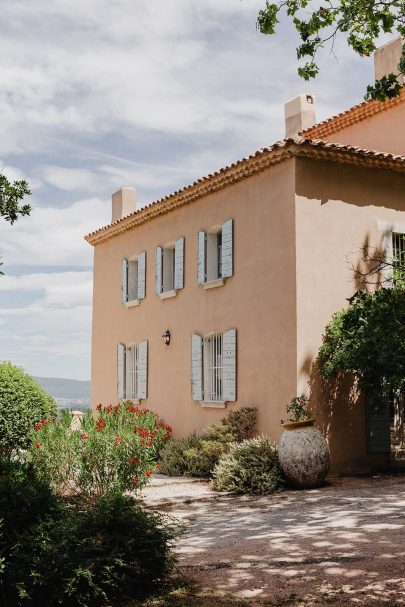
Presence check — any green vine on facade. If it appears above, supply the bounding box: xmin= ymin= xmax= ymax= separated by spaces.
xmin=318 ymin=287 xmax=405 ymax=393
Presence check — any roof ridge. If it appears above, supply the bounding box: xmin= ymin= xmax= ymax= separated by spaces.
xmin=85 ymin=138 xmax=405 ymax=246
xmin=300 ymin=87 xmax=405 ymax=138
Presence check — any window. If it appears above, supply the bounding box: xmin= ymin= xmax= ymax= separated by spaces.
xmin=127 ymin=259 xmax=139 ymax=301
xmin=204 ymin=332 xmax=223 ymax=401
xmin=121 ymin=252 xmax=146 ymax=305
xmin=155 ymin=237 xmax=184 ymax=297
xmin=162 ymin=245 xmax=175 ymax=292
xmin=117 ymin=341 xmax=148 ymax=400
xmin=392 ymin=232 xmax=405 ymax=283
xmin=198 ymin=219 xmax=233 ymax=287
xmin=191 ymin=329 xmax=236 ymax=406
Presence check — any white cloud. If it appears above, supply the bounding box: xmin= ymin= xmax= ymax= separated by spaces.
xmin=0 ymin=197 xmax=109 ymax=266
xmin=0 ymin=0 xmax=374 ymax=157
xmin=0 ymin=271 xmax=93 ymax=379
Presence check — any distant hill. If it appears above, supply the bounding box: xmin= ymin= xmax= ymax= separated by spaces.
xmin=34 ymin=376 xmax=91 ymax=411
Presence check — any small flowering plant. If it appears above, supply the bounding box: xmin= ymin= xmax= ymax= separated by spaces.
xmin=28 ymin=403 xmax=172 ymax=497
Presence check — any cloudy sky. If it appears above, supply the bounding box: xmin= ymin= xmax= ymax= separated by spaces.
xmin=0 ymin=0 xmax=376 ymax=380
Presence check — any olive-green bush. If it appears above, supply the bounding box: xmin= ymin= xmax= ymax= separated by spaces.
xmin=212 ymin=435 xmax=283 ymax=494
xmin=0 ymin=460 xmax=179 ymax=606
xmin=159 ymin=407 xmax=257 ymax=477
xmin=0 ymin=362 xmax=57 ymax=458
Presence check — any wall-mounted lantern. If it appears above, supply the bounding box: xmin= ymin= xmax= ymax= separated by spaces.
xmin=162 ymin=330 xmax=171 ymax=346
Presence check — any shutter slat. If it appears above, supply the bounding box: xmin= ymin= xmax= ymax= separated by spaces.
xmin=222 ymin=328 xmax=236 ymax=401
xmin=174 ymin=237 xmax=184 ymax=290
xmin=137 ymin=340 xmax=148 ymax=399
xmin=197 ymin=231 xmax=206 ymax=284
xmin=221 ymin=219 xmax=233 ymax=278
xmin=117 ymin=343 xmax=126 ymax=399
xmin=137 ymin=251 xmax=146 ymax=300
xmin=155 ymin=247 xmax=163 ymax=294
xmin=121 ymin=259 xmax=128 ymax=303
xmin=191 ymin=334 xmax=203 ymax=401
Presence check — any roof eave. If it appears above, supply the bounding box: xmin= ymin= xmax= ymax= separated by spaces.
xmin=85 ymin=138 xmax=405 ymax=246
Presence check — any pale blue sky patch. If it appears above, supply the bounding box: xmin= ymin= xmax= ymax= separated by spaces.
xmin=0 ymin=0 xmax=376 ymax=380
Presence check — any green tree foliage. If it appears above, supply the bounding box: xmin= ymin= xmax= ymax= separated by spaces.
xmin=0 ymin=173 xmax=31 ymax=224
xmin=0 ymin=362 xmax=57 ymax=458
xmin=0 ymin=172 xmax=31 ymax=274
xmin=318 ymin=287 xmax=405 ymax=392
xmin=257 ymin=0 xmax=405 ymax=100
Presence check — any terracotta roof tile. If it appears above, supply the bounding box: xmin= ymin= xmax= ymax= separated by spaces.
xmin=85 ymin=137 xmax=405 ymax=245
xmin=300 ymin=87 xmax=405 ymax=139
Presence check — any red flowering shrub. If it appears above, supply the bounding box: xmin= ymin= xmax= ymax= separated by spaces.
xmin=28 ymin=403 xmax=172 ymax=497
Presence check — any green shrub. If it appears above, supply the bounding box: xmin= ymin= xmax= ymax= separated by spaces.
xmin=223 ymin=406 xmax=257 ymax=440
xmin=29 ymin=403 xmax=172 ymax=497
xmin=159 ymin=407 xmax=257 ymax=478
xmin=0 ymin=361 xmax=57 ymax=458
xmin=212 ymin=435 xmax=283 ymax=494
xmin=0 ymin=459 xmax=61 ymax=540
xmin=0 ymin=461 xmax=178 ymax=606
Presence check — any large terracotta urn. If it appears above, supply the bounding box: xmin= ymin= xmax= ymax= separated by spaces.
xmin=278 ymin=419 xmax=330 ymax=489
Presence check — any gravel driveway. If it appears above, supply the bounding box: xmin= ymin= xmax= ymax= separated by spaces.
xmin=142 ymin=474 xmax=405 ymax=606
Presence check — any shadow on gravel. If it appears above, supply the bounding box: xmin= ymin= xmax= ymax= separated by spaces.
xmin=165 ymin=478 xmax=405 ymax=606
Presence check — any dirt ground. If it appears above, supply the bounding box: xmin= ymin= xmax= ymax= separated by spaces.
xmin=143 ymin=474 xmax=405 ymax=606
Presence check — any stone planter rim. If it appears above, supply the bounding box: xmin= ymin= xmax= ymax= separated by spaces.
xmin=281 ymin=418 xmax=316 ymax=430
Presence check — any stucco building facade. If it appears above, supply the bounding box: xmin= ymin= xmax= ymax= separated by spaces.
xmin=86 ymin=39 xmax=405 ymax=475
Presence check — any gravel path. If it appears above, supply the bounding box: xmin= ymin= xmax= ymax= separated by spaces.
xmin=142 ymin=474 xmax=405 ymax=606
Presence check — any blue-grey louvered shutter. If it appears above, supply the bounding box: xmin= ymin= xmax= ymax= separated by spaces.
xmin=222 ymin=329 xmax=236 ymax=401
xmin=155 ymin=246 xmax=162 ymax=294
xmin=174 ymin=237 xmax=184 ymax=290
xmin=221 ymin=219 xmax=233 ymax=278
xmin=121 ymin=259 xmax=128 ymax=303
xmin=191 ymin=334 xmax=203 ymax=401
xmin=197 ymin=231 xmax=206 ymax=284
xmin=117 ymin=343 xmax=126 ymax=399
xmin=137 ymin=340 xmax=148 ymax=399
xmin=137 ymin=251 xmax=146 ymax=300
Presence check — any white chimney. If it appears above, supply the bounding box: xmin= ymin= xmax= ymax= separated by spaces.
xmin=374 ymin=37 xmax=404 ymax=84
xmin=284 ymin=94 xmax=317 ymax=138
xmin=112 ymin=186 xmax=136 ymax=223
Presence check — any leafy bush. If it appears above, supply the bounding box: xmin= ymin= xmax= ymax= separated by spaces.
xmin=160 ymin=407 xmax=257 ymax=477
xmin=29 ymin=403 xmax=172 ymax=496
xmin=0 ymin=461 xmax=178 ymax=607
xmin=0 ymin=361 xmax=57 ymax=458
xmin=0 ymin=459 xmax=61 ymax=538
xmin=224 ymin=406 xmax=257 ymax=440
xmin=212 ymin=435 xmax=283 ymax=494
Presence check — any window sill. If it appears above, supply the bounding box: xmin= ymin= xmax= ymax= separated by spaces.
xmin=199 ymin=400 xmax=227 ymax=409
xmin=125 ymin=299 xmax=140 ymax=308
xmin=202 ymin=278 xmax=225 ymax=290
xmin=120 ymin=398 xmax=141 ymax=405
xmin=159 ymin=289 xmax=178 ymax=300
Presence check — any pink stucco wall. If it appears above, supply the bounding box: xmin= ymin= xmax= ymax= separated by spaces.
xmin=91 ymin=160 xmax=298 ymax=441
xmin=322 ymin=100 xmax=405 ymax=156
xmin=90 ymin=100 xmax=405 ymax=475
xmin=295 ymin=158 xmax=405 ymax=473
